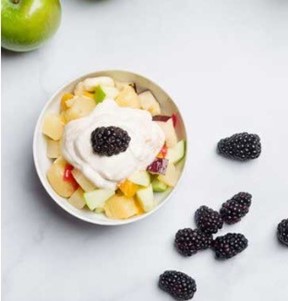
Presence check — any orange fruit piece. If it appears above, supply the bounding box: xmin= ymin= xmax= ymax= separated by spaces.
xmin=118 ymin=180 xmax=138 ymax=197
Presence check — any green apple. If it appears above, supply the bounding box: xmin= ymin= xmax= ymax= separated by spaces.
xmin=136 ymin=184 xmax=155 ymax=212
xmin=84 ymin=189 xmax=115 ymax=211
xmin=128 ymin=170 xmax=150 ymax=187
xmin=1 ymin=0 xmax=61 ymax=52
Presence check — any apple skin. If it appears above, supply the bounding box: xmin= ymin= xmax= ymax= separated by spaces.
xmin=1 ymin=0 xmax=61 ymax=52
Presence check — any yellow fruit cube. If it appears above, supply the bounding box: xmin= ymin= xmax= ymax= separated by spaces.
xmin=64 ymin=96 xmax=96 ymax=122
xmin=118 ymin=180 xmax=138 ymax=197
xmin=71 ymin=169 xmax=96 ymax=192
xmin=60 ymin=93 xmax=74 ymax=111
xmin=42 ymin=114 xmax=64 ymax=141
xmin=115 ymin=86 xmax=140 ymax=109
xmin=68 ymin=188 xmax=86 ymax=209
xmin=47 ymin=138 xmax=61 ymax=159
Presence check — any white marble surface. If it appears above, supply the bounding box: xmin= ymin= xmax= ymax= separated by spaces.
xmin=2 ymin=0 xmax=288 ymax=300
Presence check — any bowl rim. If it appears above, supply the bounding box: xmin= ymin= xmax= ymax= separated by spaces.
xmin=33 ymin=70 xmax=188 ymax=226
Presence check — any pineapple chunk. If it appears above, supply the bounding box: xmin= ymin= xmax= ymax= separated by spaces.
xmin=68 ymin=188 xmax=86 ymax=209
xmin=118 ymin=180 xmax=138 ymax=198
xmin=64 ymin=96 xmax=96 ymax=122
xmin=138 ymin=91 xmax=161 ymax=116
xmin=60 ymin=93 xmax=74 ymax=111
xmin=42 ymin=114 xmax=64 ymax=141
xmin=115 ymin=86 xmax=140 ymax=109
xmin=71 ymin=169 xmax=96 ymax=192
xmin=47 ymin=157 xmax=76 ymax=197
xmin=158 ymin=163 xmax=179 ymax=187
xmin=104 ymin=195 xmax=140 ymax=219
xmin=47 ymin=138 xmax=61 ymax=159
xmin=83 ymin=77 xmax=114 ymax=91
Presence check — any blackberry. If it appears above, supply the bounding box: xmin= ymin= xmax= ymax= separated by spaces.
xmin=217 ymin=132 xmax=261 ymax=161
xmin=175 ymin=228 xmax=213 ymax=256
xmin=91 ymin=126 xmax=131 ymax=157
xmin=220 ymin=192 xmax=252 ymax=224
xmin=277 ymin=219 xmax=288 ymax=246
xmin=212 ymin=233 xmax=248 ymax=259
xmin=195 ymin=205 xmax=223 ymax=234
xmin=159 ymin=270 xmax=197 ymax=300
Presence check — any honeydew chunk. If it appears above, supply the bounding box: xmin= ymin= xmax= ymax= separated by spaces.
xmin=128 ymin=170 xmax=150 ymax=187
xmin=84 ymin=189 xmax=115 ymax=211
xmin=158 ymin=163 xmax=179 ymax=187
xmin=71 ymin=169 xmax=97 ymax=192
xmin=42 ymin=114 xmax=64 ymax=141
xmin=156 ymin=118 xmax=177 ymax=148
xmin=115 ymin=85 xmax=141 ymax=109
xmin=83 ymin=77 xmax=114 ymax=91
xmin=68 ymin=188 xmax=86 ymax=209
xmin=64 ymin=96 xmax=96 ymax=122
xmin=136 ymin=184 xmax=155 ymax=212
xmin=138 ymin=91 xmax=161 ymax=116
xmin=47 ymin=138 xmax=61 ymax=159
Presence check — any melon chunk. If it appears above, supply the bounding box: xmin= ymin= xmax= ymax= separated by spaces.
xmin=138 ymin=91 xmax=161 ymax=116
xmin=115 ymin=85 xmax=140 ymax=109
xmin=47 ymin=138 xmax=61 ymax=159
xmin=156 ymin=118 xmax=177 ymax=148
xmin=42 ymin=114 xmax=64 ymax=141
xmin=71 ymin=169 xmax=96 ymax=192
xmin=68 ymin=188 xmax=86 ymax=209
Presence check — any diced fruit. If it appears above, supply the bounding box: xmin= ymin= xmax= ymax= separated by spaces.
xmin=94 ymin=86 xmax=106 ymax=104
xmin=60 ymin=112 xmax=67 ymax=124
xmin=64 ymin=96 xmax=96 ymax=122
xmin=68 ymin=188 xmax=86 ymax=209
xmin=147 ymin=158 xmax=169 ymax=175
xmin=102 ymin=86 xmax=119 ymax=99
xmin=84 ymin=189 xmax=115 ymax=211
xmin=60 ymin=93 xmax=74 ymax=111
xmin=115 ymin=85 xmax=140 ymax=109
xmin=166 ymin=140 xmax=186 ymax=164
xmin=158 ymin=163 xmax=179 ymax=187
xmin=63 ymin=164 xmax=79 ymax=190
xmin=104 ymin=195 xmax=139 ymax=219
xmin=47 ymin=139 xmax=61 ymax=159
xmin=65 ymin=97 xmax=76 ymax=108
xmin=71 ymin=169 xmax=96 ymax=192
xmin=128 ymin=170 xmax=150 ymax=187
xmin=138 ymin=91 xmax=161 ymax=116
xmin=74 ymin=82 xmax=85 ymax=96
xmin=118 ymin=180 xmax=138 ymax=197
xmin=157 ymin=144 xmax=168 ymax=158
xmin=82 ymin=91 xmax=94 ymax=99
xmin=153 ymin=114 xmax=177 ymax=127
xmin=151 ymin=178 xmax=168 ymax=192
xmin=42 ymin=114 xmax=64 ymax=141
xmin=136 ymin=184 xmax=155 ymax=212
xmin=83 ymin=76 xmax=114 ymax=91
xmin=156 ymin=118 xmax=177 ymax=148
xmin=115 ymin=81 xmax=135 ymax=91
xmin=47 ymin=157 xmax=77 ymax=197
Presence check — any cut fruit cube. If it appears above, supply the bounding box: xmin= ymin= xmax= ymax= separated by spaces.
xmin=83 ymin=76 xmax=114 ymax=91
xmin=104 ymin=195 xmax=139 ymax=219
xmin=151 ymin=178 xmax=168 ymax=192
xmin=84 ymin=188 xmax=115 ymax=211
xmin=42 ymin=114 xmax=64 ymax=141
xmin=71 ymin=169 xmax=96 ymax=192
xmin=68 ymin=188 xmax=86 ymax=209
xmin=147 ymin=158 xmax=169 ymax=175
xmin=156 ymin=118 xmax=177 ymax=148
xmin=64 ymin=96 xmax=96 ymax=122
xmin=118 ymin=180 xmax=138 ymax=197
xmin=102 ymin=86 xmax=119 ymax=99
xmin=158 ymin=163 xmax=179 ymax=187
xmin=74 ymin=82 xmax=85 ymax=96
xmin=136 ymin=184 xmax=155 ymax=212
xmin=166 ymin=140 xmax=186 ymax=164
xmin=128 ymin=170 xmax=150 ymax=187
xmin=115 ymin=81 xmax=135 ymax=91
xmin=94 ymin=86 xmax=106 ymax=104
xmin=47 ymin=157 xmax=77 ymax=197
xmin=138 ymin=91 xmax=161 ymax=116
xmin=47 ymin=138 xmax=61 ymax=159
xmin=60 ymin=93 xmax=74 ymax=111
xmin=115 ymin=85 xmax=140 ymax=109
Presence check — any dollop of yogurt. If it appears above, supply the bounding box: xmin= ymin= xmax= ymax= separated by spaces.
xmin=61 ymin=99 xmax=165 ymax=190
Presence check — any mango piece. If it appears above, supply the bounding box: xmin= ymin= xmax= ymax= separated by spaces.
xmin=47 ymin=157 xmax=76 ymax=198
xmin=64 ymin=96 xmax=96 ymax=122
xmin=68 ymin=188 xmax=86 ymax=209
xmin=47 ymin=138 xmax=61 ymax=159
xmin=60 ymin=93 xmax=74 ymax=111
xmin=115 ymin=86 xmax=140 ymax=109
xmin=118 ymin=180 xmax=138 ymax=198
xmin=42 ymin=114 xmax=64 ymax=141
xmin=104 ymin=195 xmax=140 ymax=219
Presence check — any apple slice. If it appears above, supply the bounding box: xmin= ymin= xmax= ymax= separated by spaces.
xmin=158 ymin=162 xmax=179 ymax=187
xmin=84 ymin=189 xmax=115 ymax=211
xmin=153 ymin=114 xmax=177 ymax=127
xmin=104 ymin=195 xmax=140 ymax=219
xmin=68 ymin=188 xmax=86 ymax=209
xmin=151 ymin=178 xmax=168 ymax=192
xmin=138 ymin=91 xmax=161 ymax=116
xmin=166 ymin=140 xmax=186 ymax=164
xmin=83 ymin=76 xmax=114 ymax=91
xmin=47 ymin=138 xmax=61 ymax=159
xmin=156 ymin=118 xmax=178 ymax=148
xmin=42 ymin=114 xmax=64 ymax=141
xmin=115 ymin=85 xmax=140 ymax=109
xmin=128 ymin=170 xmax=150 ymax=187
xmin=136 ymin=184 xmax=155 ymax=212
xmin=64 ymin=96 xmax=96 ymax=122
xmin=102 ymin=86 xmax=119 ymax=99
xmin=147 ymin=158 xmax=169 ymax=175
xmin=71 ymin=169 xmax=96 ymax=192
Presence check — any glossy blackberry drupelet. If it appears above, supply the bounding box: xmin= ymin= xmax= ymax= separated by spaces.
xmin=220 ymin=192 xmax=252 ymax=224
xmin=175 ymin=228 xmax=213 ymax=256
xmin=212 ymin=233 xmax=248 ymax=259
xmin=195 ymin=205 xmax=223 ymax=234
xmin=159 ymin=270 xmax=197 ymax=300
xmin=277 ymin=219 xmax=288 ymax=246
xmin=217 ymin=132 xmax=261 ymax=161
xmin=91 ymin=126 xmax=131 ymax=156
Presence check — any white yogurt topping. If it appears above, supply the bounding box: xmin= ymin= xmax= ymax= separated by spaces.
xmin=61 ymin=99 xmax=165 ymax=190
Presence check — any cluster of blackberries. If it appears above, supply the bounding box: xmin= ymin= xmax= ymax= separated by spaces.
xmin=175 ymin=192 xmax=252 ymax=259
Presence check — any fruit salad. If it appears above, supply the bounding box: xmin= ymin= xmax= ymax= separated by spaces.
xmin=42 ymin=76 xmax=185 ymax=219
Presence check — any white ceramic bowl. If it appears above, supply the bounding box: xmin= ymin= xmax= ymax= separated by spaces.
xmin=33 ymin=70 xmax=187 ymax=225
